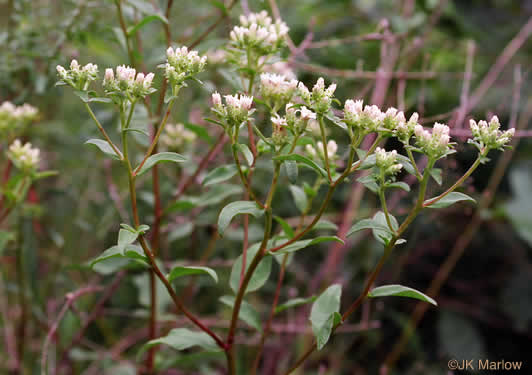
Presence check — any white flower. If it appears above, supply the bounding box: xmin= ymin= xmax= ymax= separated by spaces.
xmin=300 ymin=106 xmax=316 ymax=121
xmin=260 ymin=73 xmax=298 ymax=106
xmin=271 ymin=115 xmax=287 ymax=128
xmin=212 ymin=92 xmax=222 ymax=107
xmin=230 ymin=11 xmax=289 ymax=53
xmin=165 ymin=46 xmax=207 ymax=87
xmin=375 ymin=147 xmax=402 ymax=176
xmin=305 ymin=144 xmax=317 ymax=158
xmin=414 ymin=123 xmax=452 ymax=158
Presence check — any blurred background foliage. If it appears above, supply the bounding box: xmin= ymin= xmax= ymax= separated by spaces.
xmin=1 ymin=0 xmax=531 ymax=374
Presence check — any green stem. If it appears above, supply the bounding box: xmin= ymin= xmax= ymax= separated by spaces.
xmin=133 ymin=99 xmax=176 ymax=175
xmin=423 ymin=154 xmax=483 ymax=207
xmin=226 ymin=162 xmax=281 ymax=374
xmin=379 ymin=187 xmax=394 ymax=233
xmin=406 ymin=147 xmax=422 ymax=181
xmin=318 ymin=115 xmax=332 ymax=182
xmin=83 ymin=103 xmax=123 ymax=159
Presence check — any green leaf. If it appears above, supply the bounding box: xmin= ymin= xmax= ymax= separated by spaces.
xmin=313 ymin=220 xmax=338 ymax=232
xmin=235 ymin=143 xmax=254 ymax=166
xmin=118 ymin=228 xmax=138 ymax=246
xmin=272 ymin=236 xmax=344 ymax=255
xmin=396 ymin=154 xmax=416 ymax=175
xmin=127 ymin=14 xmax=168 ymax=36
xmin=424 ymin=192 xmax=475 ymax=208
xmin=289 ymin=185 xmax=308 ymax=214
xmin=273 ymin=216 xmax=295 ymax=238
xmin=368 ymin=284 xmax=437 ymax=306
xmin=184 ymin=123 xmax=212 ymax=143
xmin=357 ymin=175 xmax=379 ymax=193
xmin=136 ymin=152 xmax=186 ymax=176
xmin=218 ymin=201 xmax=264 ymax=236
xmin=273 ymin=154 xmax=328 ymax=179
xmin=347 ymin=218 xmax=393 ymax=238
xmin=230 ymin=243 xmax=272 ymax=294
xmin=139 ymin=328 xmax=219 ymax=357
xmin=219 ymin=295 xmax=261 ymax=331
xmin=32 ymin=170 xmax=59 ymax=180
xmin=167 ymin=266 xmax=218 ymax=283
xmin=372 ymin=211 xmax=398 ymax=244
xmin=89 ymin=244 xmax=147 ymax=268
xmin=275 ymin=296 xmax=317 ymax=314
xmin=282 ymin=160 xmax=298 ymax=183
xmin=387 ymin=181 xmax=411 ymax=192
xmin=85 ymin=139 xmax=122 ymax=160
xmin=430 ymin=168 xmax=442 ymax=185
xmin=310 ymin=284 xmax=342 ymax=350
xmin=202 ymin=165 xmax=237 ymax=187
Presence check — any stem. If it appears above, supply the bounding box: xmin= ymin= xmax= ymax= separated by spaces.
xmin=133 ymin=99 xmax=176 ymax=175
xmin=226 ymin=162 xmax=281 ymax=374
xmin=379 ymin=187 xmax=395 ymax=233
xmin=406 ymin=147 xmax=422 ymax=181
xmin=114 ymin=0 xmax=135 ymax=66
xmin=423 ymin=154 xmax=483 ymax=207
xmin=231 ymin=142 xmax=264 ymax=208
xmin=318 ymin=115 xmax=332 ymax=182
xmin=283 ymin=159 xmax=436 ymax=375
xmin=118 ymin=106 xmax=225 ymax=350
xmin=84 ymin=103 xmax=123 ymax=159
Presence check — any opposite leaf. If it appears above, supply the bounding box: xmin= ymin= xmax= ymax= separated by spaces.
xmin=218 ymin=201 xmax=264 ymax=235
xmin=368 ymin=284 xmax=437 ymax=306
xmin=138 ymin=328 xmax=219 ymax=358
xmin=203 ymin=165 xmax=238 ymax=187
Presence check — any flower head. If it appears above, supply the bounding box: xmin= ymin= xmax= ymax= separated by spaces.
xmin=230 ymin=11 xmax=289 ymax=54
xmin=0 ymin=101 xmax=38 ymax=134
xmin=211 ymin=93 xmax=254 ymax=126
xmin=285 ymin=103 xmax=316 ymax=133
xmin=375 ymin=147 xmax=403 ymax=177
xmin=160 ymin=123 xmax=197 ymax=150
xmin=299 ymin=77 xmax=337 ymax=114
xmin=164 ymin=46 xmax=207 ymax=88
xmin=56 ymin=59 xmax=99 ymax=91
xmin=414 ymin=122 xmax=453 ymax=159
xmin=260 ymin=73 xmax=298 ymax=108
xmin=7 ymin=139 xmax=40 ymax=172
xmin=469 ymin=116 xmax=514 ymax=151
xmin=103 ymin=65 xmax=156 ymax=99
xmin=306 ymin=140 xmax=338 ymax=161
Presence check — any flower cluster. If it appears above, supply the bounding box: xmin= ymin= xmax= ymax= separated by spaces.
xmin=160 ymin=123 xmax=197 ymax=150
xmin=56 ymin=60 xmax=99 ymax=91
xmin=299 ymin=78 xmax=337 ymax=114
xmin=285 ymin=103 xmax=317 ymax=133
xmin=259 ymin=73 xmax=298 ymax=109
xmin=103 ymin=65 xmax=155 ymax=100
xmin=212 ymin=92 xmax=254 ymax=126
xmin=375 ymin=147 xmax=403 ymax=177
xmin=0 ymin=101 xmax=38 ymax=134
xmin=7 ymin=139 xmax=40 ymax=172
xmin=306 ymin=140 xmax=338 ymax=161
xmin=165 ymin=46 xmax=207 ymax=88
xmin=414 ymin=123 xmax=453 ymax=159
xmin=230 ymin=11 xmax=289 ymax=55
xmin=469 ymin=116 xmax=514 ymax=151
xmin=395 ymin=112 xmax=420 ymax=143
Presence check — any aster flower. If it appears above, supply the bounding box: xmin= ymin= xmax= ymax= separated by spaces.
xmin=164 ymin=46 xmax=207 ymax=89
xmin=375 ymin=147 xmax=403 ymax=177
xmin=102 ymin=65 xmax=156 ymax=99
xmin=211 ymin=93 xmax=254 ymax=126
xmin=259 ymin=73 xmax=298 ymax=109
xmin=299 ymin=77 xmax=337 ymax=114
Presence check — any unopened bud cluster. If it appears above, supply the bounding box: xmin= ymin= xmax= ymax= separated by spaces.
xmin=375 ymin=147 xmax=402 ymax=177
xmin=469 ymin=116 xmax=514 ymax=151
xmin=160 ymin=123 xmax=197 ymax=150
xmin=0 ymin=101 xmax=38 ymax=134
xmin=211 ymin=92 xmax=254 ymax=126
xmin=414 ymin=123 xmax=452 ymax=159
xmin=298 ymin=78 xmax=337 ymax=114
xmin=230 ymin=11 xmax=289 ymax=55
xmin=7 ymin=139 xmax=40 ymax=172
xmin=165 ymin=46 xmax=207 ymax=88
xmin=103 ymin=65 xmax=155 ymax=99
xmin=56 ymin=60 xmax=99 ymax=91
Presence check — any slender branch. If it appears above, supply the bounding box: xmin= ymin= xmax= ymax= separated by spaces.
xmin=318 ymin=115 xmax=332 ymax=182
xmin=114 ymin=0 xmax=136 ymax=66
